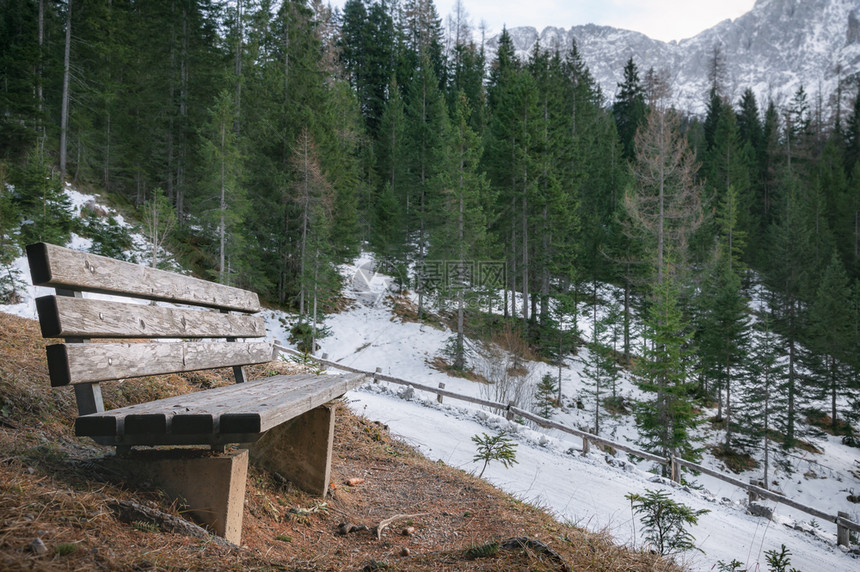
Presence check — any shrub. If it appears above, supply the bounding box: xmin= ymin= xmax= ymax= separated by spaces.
xmin=764 ymin=544 xmax=800 ymax=572
xmin=472 ymin=431 xmax=518 ymax=478
xmin=625 ymin=489 xmax=709 ymax=555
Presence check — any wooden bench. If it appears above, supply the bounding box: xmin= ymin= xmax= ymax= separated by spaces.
xmin=26 ymin=242 xmax=365 ymax=543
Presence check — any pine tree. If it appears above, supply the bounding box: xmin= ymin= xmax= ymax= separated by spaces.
xmin=339 ymin=0 xmax=395 ymax=137
xmin=534 ymin=374 xmax=558 ymax=418
xmin=634 ymin=266 xmax=701 ymax=469
xmin=612 ymin=57 xmax=646 ymax=161
xmin=199 ymin=89 xmax=246 ymax=285
xmin=765 ymin=173 xmax=812 ymax=448
xmin=699 ymin=106 xmax=754 ymax=266
xmin=581 ymin=301 xmax=619 ymax=436
xmin=373 ymin=78 xmax=408 ymax=262
xmin=404 ymin=50 xmax=447 ymax=318
xmin=807 ymin=251 xmax=853 ymax=430
xmin=10 ymin=148 xmax=72 ymax=247
xmin=695 ymin=244 xmax=749 ymax=449
xmin=738 ymin=311 xmax=786 ymax=486
xmin=430 ymin=91 xmax=491 ymax=369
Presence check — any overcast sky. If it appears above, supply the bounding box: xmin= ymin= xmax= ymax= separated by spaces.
xmin=333 ymin=0 xmax=759 ymax=44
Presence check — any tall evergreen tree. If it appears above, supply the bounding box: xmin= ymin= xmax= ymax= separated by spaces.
xmin=695 ymin=244 xmax=749 ymax=448
xmin=807 ymin=251 xmax=854 ymax=430
xmin=612 ymin=57 xmax=646 ymax=161
xmin=765 ymin=173 xmax=813 ymax=448
xmin=635 ymin=265 xmax=701 ymax=469
xmin=404 ymin=50 xmax=447 ymax=317
xmin=431 ymin=91 xmax=491 ymax=369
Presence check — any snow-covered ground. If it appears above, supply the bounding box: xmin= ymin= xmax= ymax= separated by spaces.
xmin=4 ymin=186 xmax=859 ymax=571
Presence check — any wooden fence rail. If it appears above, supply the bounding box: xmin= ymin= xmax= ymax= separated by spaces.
xmin=273 ymin=344 xmax=860 ymax=543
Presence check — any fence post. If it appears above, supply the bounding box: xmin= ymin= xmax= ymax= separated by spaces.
xmin=505 ymin=401 xmax=515 ymax=421
xmin=581 ymin=437 xmax=590 ymax=455
xmin=670 ymin=456 xmax=681 ymax=483
xmin=837 ymin=511 xmax=851 ymax=548
xmin=749 ymin=479 xmax=763 ymax=504
xmin=374 ymin=367 xmax=381 ymax=384
xmin=437 ymin=382 xmax=445 ymax=404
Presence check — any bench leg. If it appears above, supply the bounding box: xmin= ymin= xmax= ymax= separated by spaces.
xmin=112 ymin=449 xmax=248 ymax=545
xmin=248 ymin=403 xmax=335 ymax=497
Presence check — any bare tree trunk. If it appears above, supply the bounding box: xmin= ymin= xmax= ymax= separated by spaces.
xmin=299 ymin=136 xmax=309 ymax=316
xmin=417 ymin=78 xmax=428 ymax=318
xmin=522 ymin=182 xmax=529 ymax=322
xmin=37 ymin=0 xmax=45 ymax=145
xmin=455 ymin=143 xmax=466 ymax=370
xmin=60 ymin=0 xmax=72 ymax=181
xmin=219 ymin=119 xmax=227 ymax=284
xmin=234 ymin=0 xmax=243 ymax=137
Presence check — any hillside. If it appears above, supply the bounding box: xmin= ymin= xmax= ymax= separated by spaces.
xmin=0 ymin=311 xmax=678 ymax=571
xmin=3 ymin=186 xmax=860 ymax=571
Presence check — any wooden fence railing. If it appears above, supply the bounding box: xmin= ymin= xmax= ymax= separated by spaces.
xmin=274 ymin=344 xmax=860 ymax=545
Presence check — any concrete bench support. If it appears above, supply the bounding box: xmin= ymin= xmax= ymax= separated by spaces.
xmin=113 ymin=449 xmax=249 ymax=544
xmin=249 ymin=404 xmax=335 ymax=497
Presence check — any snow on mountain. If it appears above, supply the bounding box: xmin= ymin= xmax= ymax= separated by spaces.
xmin=4 ymin=185 xmax=859 ymax=571
xmin=486 ymin=0 xmax=860 ymax=116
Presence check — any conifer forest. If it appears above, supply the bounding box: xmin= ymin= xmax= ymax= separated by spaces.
xmin=1 ymin=0 xmax=859 ymax=466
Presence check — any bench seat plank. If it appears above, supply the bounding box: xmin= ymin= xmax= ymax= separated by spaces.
xmin=47 ymin=341 xmax=274 ymax=386
xmin=75 ymin=373 xmax=367 ymax=446
xmin=35 ymin=295 xmax=266 ymax=339
xmin=27 ymin=242 xmax=260 ymax=312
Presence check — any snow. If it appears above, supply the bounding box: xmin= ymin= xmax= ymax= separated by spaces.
xmin=3 ymin=184 xmax=859 ymax=571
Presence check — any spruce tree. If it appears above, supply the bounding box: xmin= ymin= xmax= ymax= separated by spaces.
xmin=10 ymin=148 xmax=72 ymax=247
xmin=765 ymin=173 xmax=813 ymax=448
xmin=581 ymin=302 xmax=619 ymax=436
xmin=404 ymin=50 xmax=447 ymax=318
xmin=634 ymin=265 xmax=701 ymax=469
xmin=612 ymin=57 xmax=646 ymax=161
xmin=430 ymin=91 xmax=491 ymax=370
xmin=807 ymin=251 xmax=853 ymax=430
xmin=695 ymin=244 xmax=749 ymax=449
xmin=739 ymin=310 xmax=786 ymax=484
xmin=198 ymin=89 xmax=246 ymax=285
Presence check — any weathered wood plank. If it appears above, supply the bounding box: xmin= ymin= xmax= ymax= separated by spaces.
xmin=47 ymin=341 xmax=274 ymax=386
xmin=222 ymin=373 xmax=366 ymax=433
xmin=27 ymin=242 xmax=259 ymax=312
xmin=78 ymin=374 xmax=322 ymax=418
xmin=35 ymin=295 xmax=266 ymax=339
xmin=73 ymin=373 xmax=365 ymax=445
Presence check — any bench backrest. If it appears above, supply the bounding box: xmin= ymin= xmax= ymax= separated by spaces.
xmin=26 ymin=242 xmax=274 ymax=416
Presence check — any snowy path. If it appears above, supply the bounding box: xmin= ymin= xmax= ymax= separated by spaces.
xmin=347 ymin=389 xmax=857 ymax=571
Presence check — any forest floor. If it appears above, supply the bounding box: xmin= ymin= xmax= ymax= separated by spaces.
xmin=0 ymin=312 xmax=680 ymax=571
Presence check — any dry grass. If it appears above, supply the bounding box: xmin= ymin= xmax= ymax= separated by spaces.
xmin=0 ymin=312 xmax=682 ymax=571
xmin=710 ymin=444 xmax=758 ymax=474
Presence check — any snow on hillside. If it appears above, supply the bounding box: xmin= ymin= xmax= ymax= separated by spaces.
xmin=3 ymin=186 xmax=859 ymax=571
xmin=316 ymin=253 xmax=860 ymax=572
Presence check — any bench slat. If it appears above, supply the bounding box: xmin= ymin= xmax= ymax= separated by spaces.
xmin=47 ymin=341 xmax=274 ymax=386
xmin=74 ymin=373 xmax=367 ymax=446
xmin=222 ymin=374 xmax=364 ymax=433
xmin=27 ymin=242 xmax=260 ymax=312
xmin=35 ymin=295 xmax=266 ymax=339
xmin=86 ymin=374 xmax=323 ymax=417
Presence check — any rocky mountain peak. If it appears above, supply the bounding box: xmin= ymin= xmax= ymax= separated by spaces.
xmin=486 ymin=0 xmax=860 ymax=117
